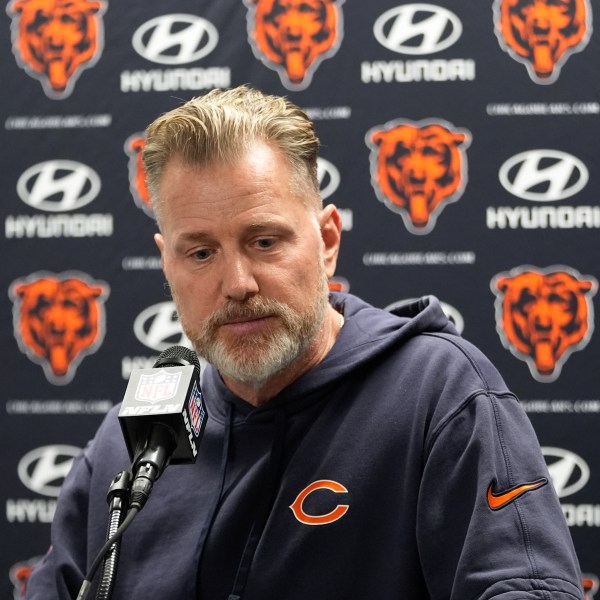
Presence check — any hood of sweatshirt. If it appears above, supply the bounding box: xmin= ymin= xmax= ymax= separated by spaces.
xmin=201 ymin=292 xmax=457 ymax=423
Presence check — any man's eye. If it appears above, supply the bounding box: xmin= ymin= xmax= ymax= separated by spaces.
xmin=192 ymin=249 xmax=211 ymax=261
xmin=256 ymin=238 xmax=275 ymax=249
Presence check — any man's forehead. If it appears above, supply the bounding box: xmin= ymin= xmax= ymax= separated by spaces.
xmin=158 ymin=142 xmax=320 ymax=220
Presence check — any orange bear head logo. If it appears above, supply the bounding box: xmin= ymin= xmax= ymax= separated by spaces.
xmin=7 ymin=0 xmax=106 ymax=99
xmin=10 ymin=273 xmax=109 ymax=385
xmin=583 ymin=574 xmax=599 ymax=600
xmin=244 ymin=0 xmax=344 ymax=90
xmin=366 ymin=119 xmax=471 ymax=235
xmin=124 ymin=133 xmax=153 ymax=217
xmin=494 ymin=0 xmax=590 ymax=84
xmin=491 ymin=267 xmax=597 ymax=382
xmin=9 ymin=558 xmax=41 ymax=599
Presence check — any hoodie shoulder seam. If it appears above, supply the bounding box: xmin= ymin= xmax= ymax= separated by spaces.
xmin=420 ymin=332 xmax=519 ymax=457
xmin=422 ymin=331 xmax=491 ymax=390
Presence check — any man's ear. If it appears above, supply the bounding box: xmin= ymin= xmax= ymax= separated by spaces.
xmin=154 ymin=233 xmax=166 ymax=271
xmin=319 ymin=204 xmax=342 ymax=278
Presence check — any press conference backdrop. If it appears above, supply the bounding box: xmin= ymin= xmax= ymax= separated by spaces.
xmin=1 ymin=0 xmax=599 ymax=597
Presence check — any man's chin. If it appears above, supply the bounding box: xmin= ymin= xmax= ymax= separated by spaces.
xmin=214 ymin=356 xmax=288 ymax=387
xmin=203 ymin=336 xmax=302 ymax=385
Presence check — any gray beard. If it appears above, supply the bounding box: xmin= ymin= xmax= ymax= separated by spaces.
xmin=177 ymin=278 xmax=330 ymax=387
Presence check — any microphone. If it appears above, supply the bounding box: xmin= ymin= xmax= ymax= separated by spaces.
xmin=118 ymin=345 xmax=207 ymax=508
xmin=77 ymin=346 xmax=208 ymax=599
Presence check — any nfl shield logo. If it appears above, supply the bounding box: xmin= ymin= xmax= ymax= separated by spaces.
xmin=188 ymin=381 xmax=206 ymax=436
xmin=135 ymin=369 xmax=182 ymax=404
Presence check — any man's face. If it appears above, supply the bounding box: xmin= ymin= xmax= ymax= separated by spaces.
xmin=154 ymin=143 xmax=339 ymax=386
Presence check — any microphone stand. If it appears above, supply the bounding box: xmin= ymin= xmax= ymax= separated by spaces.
xmin=94 ymin=471 xmax=132 ymax=600
xmin=78 ymin=425 xmax=178 ymax=600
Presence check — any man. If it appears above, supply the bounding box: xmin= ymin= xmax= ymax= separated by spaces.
xmin=26 ymin=86 xmax=583 ymax=599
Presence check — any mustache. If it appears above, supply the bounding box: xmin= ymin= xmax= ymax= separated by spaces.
xmin=206 ymin=297 xmax=289 ymax=328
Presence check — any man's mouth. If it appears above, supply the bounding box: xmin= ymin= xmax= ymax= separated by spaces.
xmin=220 ymin=315 xmax=274 ymax=334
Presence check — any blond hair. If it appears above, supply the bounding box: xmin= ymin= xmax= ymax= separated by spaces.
xmin=143 ymin=86 xmax=321 ymax=221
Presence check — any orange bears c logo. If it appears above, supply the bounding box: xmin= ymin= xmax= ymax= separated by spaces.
xmin=494 ymin=0 xmax=590 ymax=84
xmin=9 ymin=272 xmax=110 ymax=385
xmin=366 ymin=119 xmax=471 ymax=235
xmin=244 ymin=0 xmax=344 ymax=90
xmin=290 ymin=480 xmax=349 ymax=525
xmin=491 ymin=266 xmax=597 ymax=382
xmin=6 ymin=0 xmax=106 ymax=99
xmin=124 ymin=133 xmax=153 ymax=217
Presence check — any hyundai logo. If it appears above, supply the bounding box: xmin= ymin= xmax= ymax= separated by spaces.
xmin=17 ymin=160 xmax=101 ymax=212
xmin=373 ymin=4 xmax=462 ymax=55
xmin=317 ymin=157 xmax=341 ymax=201
xmin=132 ymin=14 xmax=218 ymax=65
xmin=18 ymin=445 xmax=81 ymax=497
xmin=134 ymin=301 xmax=192 ymax=352
xmin=542 ymin=446 xmax=590 ymax=499
xmin=499 ymin=150 xmax=589 ymax=202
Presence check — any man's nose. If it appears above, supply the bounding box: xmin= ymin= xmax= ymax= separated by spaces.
xmin=221 ymin=254 xmax=259 ymax=301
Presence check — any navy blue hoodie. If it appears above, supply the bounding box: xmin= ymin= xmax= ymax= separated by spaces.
xmin=25 ymin=293 xmax=583 ymax=599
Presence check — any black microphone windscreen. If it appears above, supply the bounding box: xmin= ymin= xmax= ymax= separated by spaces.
xmin=153 ymin=345 xmax=200 ymax=371
xmin=118 ymin=345 xmax=207 ymax=466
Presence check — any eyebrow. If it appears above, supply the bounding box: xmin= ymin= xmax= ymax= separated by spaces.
xmin=244 ymin=220 xmax=294 ymax=234
xmin=177 ymin=231 xmax=213 ymax=244
xmin=176 ymin=219 xmax=294 ymax=243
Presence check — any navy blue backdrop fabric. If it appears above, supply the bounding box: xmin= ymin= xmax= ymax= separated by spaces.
xmin=1 ymin=1 xmax=599 ymax=597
